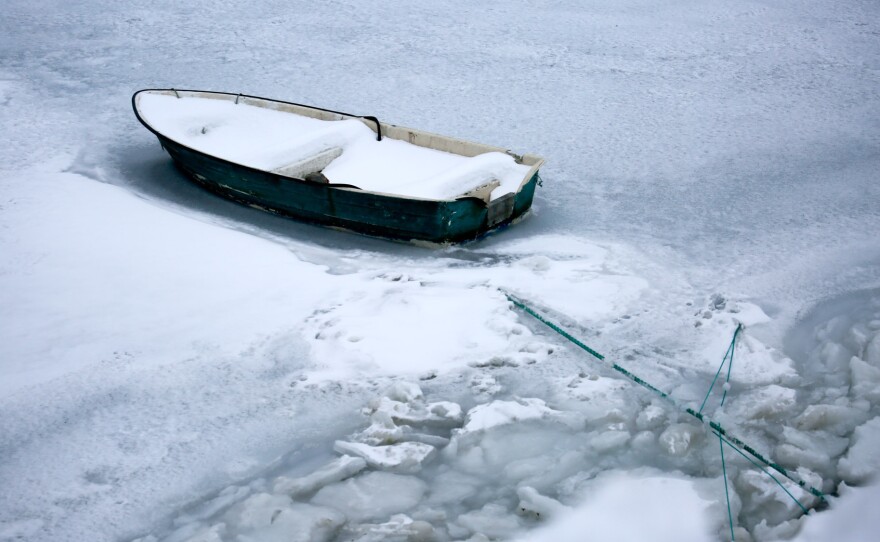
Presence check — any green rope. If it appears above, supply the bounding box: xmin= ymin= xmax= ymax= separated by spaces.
xmin=716 ymin=432 xmax=811 ymax=515
xmin=504 ymin=293 xmax=604 ymax=361
xmin=720 ymin=325 xmax=741 ymax=407
xmin=501 ymin=289 xmax=827 ymax=503
xmin=706 ymin=325 xmax=811 ymax=516
xmin=699 ymin=326 xmax=741 ymax=414
xmin=720 ymin=434 xmax=736 ymax=541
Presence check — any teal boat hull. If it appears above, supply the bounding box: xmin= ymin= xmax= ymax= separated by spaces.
xmin=133 ymin=89 xmax=542 ymax=244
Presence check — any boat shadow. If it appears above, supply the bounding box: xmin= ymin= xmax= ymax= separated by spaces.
xmin=111 ymin=140 xmax=547 ymax=266
xmin=112 ymin=140 xmax=444 ymax=259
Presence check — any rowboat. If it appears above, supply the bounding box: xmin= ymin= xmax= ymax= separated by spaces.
xmin=132 ymin=89 xmax=545 ymax=244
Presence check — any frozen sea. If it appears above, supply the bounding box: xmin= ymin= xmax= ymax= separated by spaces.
xmin=1 ymin=1 xmax=879 ymax=541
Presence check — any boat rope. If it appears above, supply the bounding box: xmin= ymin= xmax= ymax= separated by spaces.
xmin=501 ymin=289 xmax=827 ymax=503
xmin=703 ymin=326 xmax=742 ymax=539
xmin=720 ymin=434 xmax=736 ymax=541
xmin=699 ymin=324 xmax=741 ymax=414
xmin=702 ymin=325 xmax=812 ymax=519
xmin=716 ymin=431 xmax=811 ymax=515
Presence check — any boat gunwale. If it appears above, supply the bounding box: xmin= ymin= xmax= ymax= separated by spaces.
xmin=131 ymin=88 xmax=545 ymax=204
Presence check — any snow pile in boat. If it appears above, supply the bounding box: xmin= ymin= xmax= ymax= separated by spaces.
xmin=137 ymin=93 xmax=532 ymax=201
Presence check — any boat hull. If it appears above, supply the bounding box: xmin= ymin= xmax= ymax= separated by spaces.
xmin=135 ymin=90 xmax=541 ymax=244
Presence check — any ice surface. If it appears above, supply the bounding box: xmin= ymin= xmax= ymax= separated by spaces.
xmin=658 ymin=424 xmax=703 ymax=457
xmin=2 ymin=1 xmax=880 ymax=541
xmin=310 ymin=472 xmax=428 ymax=522
xmin=456 ymin=503 xmax=523 ymax=539
xmin=272 ymin=456 xmax=367 ymax=498
xmin=220 ymin=493 xmax=345 ymax=542
xmin=345 ymin=514 xmax=436 ymax=542
xmin=137 ymin=93 xmax=531 ymax=200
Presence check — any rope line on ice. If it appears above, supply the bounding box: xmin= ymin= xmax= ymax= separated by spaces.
xmin=706 ymin=326 xmax=808 ymax=540
xmin=720 ymin=434 xmax=736 ymax=541
xmin=699 ymin=324 xmax=742 ymax=415
xmin=500 ymin=289 xmax=828 ymax=506
xmin=699 ymin=325 xmax=811 ymax=542
xmin=703 ymin=326 xmax=743 ymax=540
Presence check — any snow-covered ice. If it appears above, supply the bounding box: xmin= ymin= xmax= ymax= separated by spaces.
xmin=516 ymin=470 xmax=719 ymax=542
xmin=2 ymin=1 xmax=880 ymax=541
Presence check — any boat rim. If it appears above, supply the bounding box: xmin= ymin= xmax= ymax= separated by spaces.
xmin=132 ymin=88 xmax=544 ymax=204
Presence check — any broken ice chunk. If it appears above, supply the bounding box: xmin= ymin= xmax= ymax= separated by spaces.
xmin=866 ymin=331 xmax=880 ymax=367
xmin=456 ymin=503 xmax=522 ymax=539
xmin=173 ymin=485 xmax=251 ymax=526
xmin=346 ymin=514 xmax=435 ymax=541
xmin=516 ymin=486 xmax=571 ymax=520
xmin=399 ymin=433 xmax=450 ymax=447
xmin=459 ymin=398 xmax=558 ymax=435
xmin=385 ymin=381 xmax=424 ymax=403
xmin=636 ymin=404 xmax=667 ymax=430
xmin=355 ymin=418 xmax=408 ymax=446
xmin=658 ymin=424 xmax=702 ymax=457
xmin=795 ymin=404 xmax=866 ymax=435
xmin=737 ymin=469 xmax=808 ymax=523
xmin=311 ymin=471 xmax=428 ymax=521
xmin=725 ymin=385 xmax=797 ymax=421
xmin=366 ymin=396 xmax=463 ymax=428
xmin=222 ymin=493 xmax=345 ymax=542
xmin=851 ymin=356 xmax=880 ymax=402
xmin=588 ymin=430 xmax=631 ymax=453
xmin=272 ymin=455 xmax=367 ymax=497
xmin=838 ymin=416 xmax=880 ymax=484
xmin=333 ymin=441 xmax=436 ymax=473
xmin=392 ymin=399 xmax=464 ymax=427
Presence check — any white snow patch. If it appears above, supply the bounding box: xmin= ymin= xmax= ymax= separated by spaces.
xmin=459 ymin=398 xmax=559 ymax=435
xmin=516 ymin=471 xmax=716 ymax=542
xmin=333 ymin=441 xmax=436 ymax=473
xmin=789 ymin=483 xmax=880 ymax=542
xmin=732 ymin=302 xmax=772 ymax=327
xmin=565 ymin=374 xmax=632 ymax=423
xmin=696 ymin=332 xmax=797 ymax=387
xmin=302 ymin=284 xmax=535 ymax=380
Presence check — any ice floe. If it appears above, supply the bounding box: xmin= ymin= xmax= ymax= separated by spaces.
xmin=311 ymin=471 xmax=428 ymax=522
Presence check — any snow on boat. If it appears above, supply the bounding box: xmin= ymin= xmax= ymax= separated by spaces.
xmin=132 ymin=89 xmax=545 ymax=244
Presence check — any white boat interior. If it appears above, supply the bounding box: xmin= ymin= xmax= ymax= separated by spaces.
xmin=135 ymin=90 xmax=544 ymax=202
